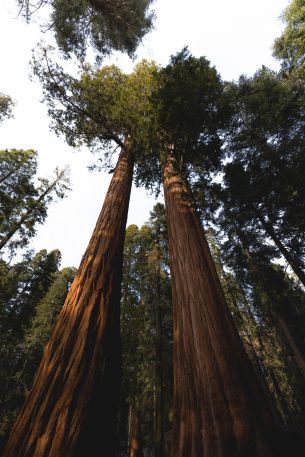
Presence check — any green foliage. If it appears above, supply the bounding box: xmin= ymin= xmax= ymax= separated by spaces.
xmin=154 ymin=48 xmax=225 ymax=173
xmin=206 ymin=228 xmax=305 ymax=430
xmin=0 ymin=93 xmax=13 ymax=124
xmin=32 ymin=48 xmax=227 ymax=193
xmin=0 ymin=250 xmax=76 ymax=444
xmin=274 ymin=0 xmax=305 ymax=75
xmin=119 ymin=204 xmax=172 ymax=454
xmin=17 ymin=0 xmax=154 ymax=59
xmin=0 ymin=249 xmax=62 ymax=348
xmin=0 ymin=149 xmax=71 ymax=255
xmin=32 ymin=51 xmax=162 ymax=191
xmin=220 ymin=67 xmax=305 ymax=266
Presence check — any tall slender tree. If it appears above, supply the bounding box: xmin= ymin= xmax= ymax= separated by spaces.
xmin=198 ymin=172 xmax=305 ymax=432
xmin=2 ymin=146 xmax=134 ymax=457
xmin=220 ymin=68 xmax=305 ymax=286
xmin=155 ymin=50 xmax=305 ymax=456
xmin=120 ymin=207 xmax=172 ymax=457
xmin=0 ymin=257 xmax=76 ymax=447
xmin=2 ymin=58 xmax=159 ymax=457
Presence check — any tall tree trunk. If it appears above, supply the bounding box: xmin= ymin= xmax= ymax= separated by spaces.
xmin=154 ymin=229 xmax=164 ymax=457
xmin=2 ymin=146 xmax=134 ymax=457
xmin=206 ymin=234 xmax=282 ymax=425
xmin=129 ymin=405 xmax=143 ymax=457
xmin=162 ymin=151 xmax=304 ymax=457
xmin=239 ymin=237 xmax=305 ymax=382
xmin=270 ymin=309 xmax=305 ymax=379
xmin=257 ymin=213 xmax=305 ymax=288
xmin=239 ymin=299 xmax=293 ymax=428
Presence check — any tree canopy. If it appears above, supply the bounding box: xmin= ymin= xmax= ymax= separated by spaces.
xmin=0 ymin=93 xmax=13 ymax=124
xmin=0 ymin=149 xmax=71 ymax=255
xmin=17 ymin=0 xmax=155 ymax=59
xmin=274 ymin=0 xmax=305 ymax=75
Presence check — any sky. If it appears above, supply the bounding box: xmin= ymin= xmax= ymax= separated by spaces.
xmin=0 ymin=0 xmax=289 ymax=268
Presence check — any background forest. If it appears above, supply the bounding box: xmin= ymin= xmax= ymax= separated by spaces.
xmin=0 ymin=1 xmax=305 ymax=456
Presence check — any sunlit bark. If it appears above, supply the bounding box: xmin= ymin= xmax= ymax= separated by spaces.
xmin=2 ymin=145 xmax=134 ymax=457
xmin=162 ymin=150 xmax=304 ymax=457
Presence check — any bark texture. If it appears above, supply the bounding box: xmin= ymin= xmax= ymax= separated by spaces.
xmin=2 ymin=147 xmax=134 ymax=457
xmin=154 ymin=234 xmax=164 ymax=457
xmin=162 ymin=152 xmax=304 ymax=457
xmin=129 ymin=406 xmax=143 ymax=457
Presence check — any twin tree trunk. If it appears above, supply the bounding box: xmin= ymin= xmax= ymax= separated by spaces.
xmin=162 ymin=151 xmax=304 ymax=457
xmin=2 ymin=146 xmax=134 ymax=457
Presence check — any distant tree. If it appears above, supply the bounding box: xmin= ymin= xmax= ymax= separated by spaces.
xmin=221 ymin=68 xmax=305 ymax=286
xmin=16 ymin=0 xmax=154 ymax=59
xmin=273 ymin=0 xmax=305 ymax=76
xmin=120 ymin=205 xmax=172 ymax=457
xmin=0 ymin=149 xmax=70 ymax=255
xmin=0 ymin=249 xmax=62 ymax=348
xmin=206 ymin=227 xmax=305 ymax=431
xmin=0 ymin=249 xmax=64 ymax=444
xmin=19 ymin=266 xmax=77 ymax=388
xmin=0 ymin=93 xmax=13 ymax=124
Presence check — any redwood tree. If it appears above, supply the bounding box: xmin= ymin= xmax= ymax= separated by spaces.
xmin=2 ymin=146 xmax=134 ymax=457
xmin=156 ymin=50 xmax=305 ymax=456
xmin=2 ymin=57 xmax=158 ymax=456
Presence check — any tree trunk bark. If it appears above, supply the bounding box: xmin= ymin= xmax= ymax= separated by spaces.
xmin=129 ymin=405 xmax=143 ymax=457
xmin=154 ymin=229 xmax=164 ymax=457
xmin=271 ymin=309 xmax=305 ymax=379
xmin=162 ymin=151 xmax=304 ymax=457
xmin=2 ymin=146 xmax=134 ymax=457
xmin=257 ymin=214 xmax=305 ymax=288
xmin=238 ymin=237 xmax=305 ymax=382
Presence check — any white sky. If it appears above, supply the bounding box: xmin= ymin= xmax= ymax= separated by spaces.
xmin=0 ymin=0 xmax=289 ymax=268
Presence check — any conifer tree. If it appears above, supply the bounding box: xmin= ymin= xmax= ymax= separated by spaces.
xmin=2 ymin=58 xmax=158 ymax=457
xmin=220 ymin=68 xmax=305 ymax=286
xmin=120 ymin=205 xmax=172 ymax=457
xmin=0 ymin=149 xmax=70 ymax=255
xmin=273 ymin=0 xmax=305 ymax=77
xmin=0 ymin=250 xmax=64 ymax=446
xmin=0 ymin=93 xmax=13 ymax=124
xmin=16 ymin=0 xmax=154 ymax=59
xmin=154 ymin=49 xmax=305 ymax=457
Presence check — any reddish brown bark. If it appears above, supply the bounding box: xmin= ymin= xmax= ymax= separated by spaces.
xmin=162 ymin=151 xmax=304 ymax=457
xmin=2 ymin=146 xmax=134 ymax=457
xmin=129 ymin=405 xmax=143 ymax=457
